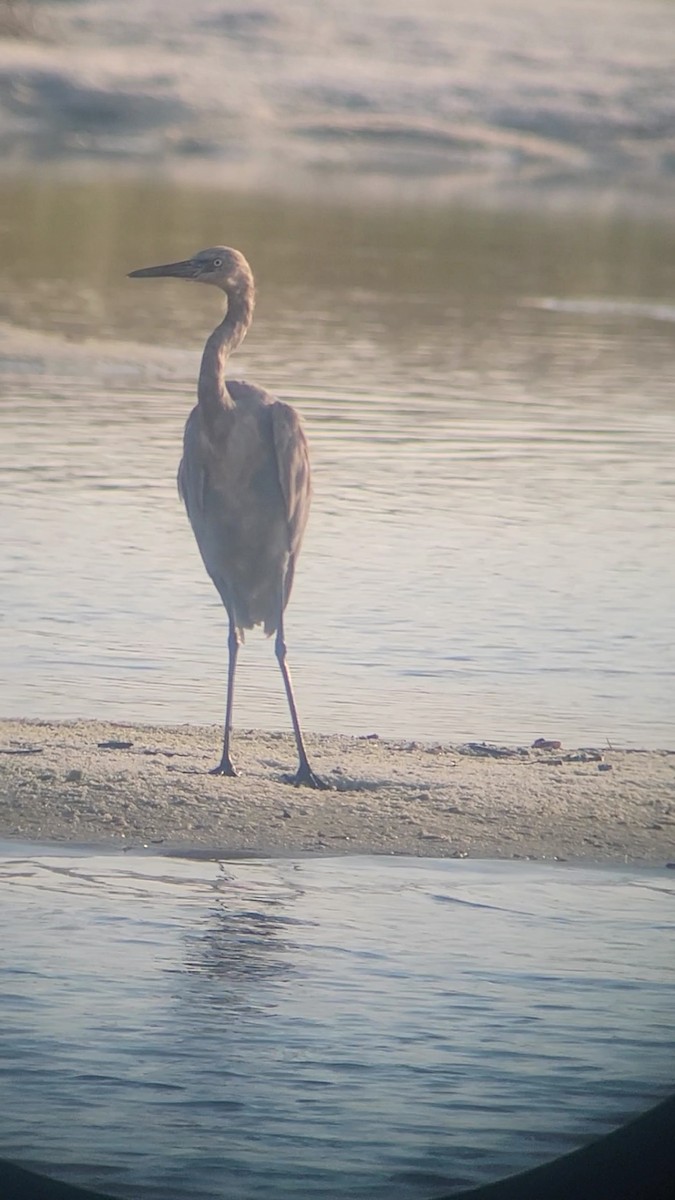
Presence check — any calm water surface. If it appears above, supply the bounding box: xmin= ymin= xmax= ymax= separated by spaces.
xmin=0 ymin=847 xmax=673 ymax=1199
xmin=1 ymin=177 xmax=674 ymax=745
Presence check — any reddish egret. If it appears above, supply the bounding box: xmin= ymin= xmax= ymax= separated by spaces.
xmin=129 ymin=246 xmax=325 ymax=787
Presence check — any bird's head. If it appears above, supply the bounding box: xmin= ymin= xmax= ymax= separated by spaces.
xmin=128 ymin=246 xmax=253 ymax=294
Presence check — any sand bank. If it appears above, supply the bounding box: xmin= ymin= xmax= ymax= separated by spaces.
xmin=1 ymin=719 xmax=674 ymax=864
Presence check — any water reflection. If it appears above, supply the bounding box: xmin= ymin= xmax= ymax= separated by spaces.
xmin=181 ymin=866 xmax=305 ymax=997
xmin=0 ymin=847 xmax=673 ymax=1199
xmin=1 ymin=176 xmax=674 ymax=745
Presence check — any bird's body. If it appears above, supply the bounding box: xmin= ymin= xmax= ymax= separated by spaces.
xmin=129 ymin=246 xmax=324 ymax=787
xmin=179 ymin=382 xmax=309 ymax=636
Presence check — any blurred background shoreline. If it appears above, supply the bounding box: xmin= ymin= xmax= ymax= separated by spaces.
xmin=1 ymin=0 xmax=675 ymax=215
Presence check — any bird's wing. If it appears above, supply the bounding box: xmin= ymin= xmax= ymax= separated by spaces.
xmin=177 ymin=407 xmax=206 ymax=517
xmin=270 ymin=400 xmax=312 ymax=560
xmin=178 ymin=406 xmax=249 ymax=623
xmin=177 ymin=407 xmax=231 ymax=595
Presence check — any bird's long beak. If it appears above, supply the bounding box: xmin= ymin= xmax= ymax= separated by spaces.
xmin=128 ymin=259 xmax=196 ymax=280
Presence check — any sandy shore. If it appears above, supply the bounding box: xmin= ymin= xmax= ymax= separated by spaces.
xmin=1 ymin=719 xmax=674 ymax=864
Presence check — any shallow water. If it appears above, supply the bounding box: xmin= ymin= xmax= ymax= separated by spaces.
xmin=0 ymin=846 xmax=673 ymax=1199
xmin=1 ymin=177 xmax=674 ymax=745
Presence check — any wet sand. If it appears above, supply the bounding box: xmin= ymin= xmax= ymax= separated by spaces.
xmin=1 ymin=719 xmax=673 ymax=864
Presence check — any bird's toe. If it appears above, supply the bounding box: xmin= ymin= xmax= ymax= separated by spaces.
xmin=289 ymin=764 xmax=329 ymax=790
xmin=209 ymin=760 xmax=239 ymax=778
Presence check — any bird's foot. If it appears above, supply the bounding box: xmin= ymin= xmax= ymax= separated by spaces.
xmin=209 ymin=758 xmax=239 ymax=778
xmin=288 ymin=762 xmax=329 ymax=790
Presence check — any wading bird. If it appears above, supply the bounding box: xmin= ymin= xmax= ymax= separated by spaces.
xmin=129 ymin=246 xmax=325 ymax=788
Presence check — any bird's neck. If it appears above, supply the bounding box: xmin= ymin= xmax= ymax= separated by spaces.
xmin=198 ymin=283 xmax=255 ymax=414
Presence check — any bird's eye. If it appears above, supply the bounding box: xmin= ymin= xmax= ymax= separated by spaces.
xmin=212 ymin=258 xmax=223 ymax=268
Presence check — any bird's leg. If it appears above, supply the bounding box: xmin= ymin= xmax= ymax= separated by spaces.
xmin=210 ymin=615 xmax=240 ymax=777
xmin=274 ymin=614 xmax=327 ymax=789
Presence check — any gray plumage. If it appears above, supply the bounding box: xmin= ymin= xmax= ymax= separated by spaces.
xmin=178 ymin=381 xmax=309 ymax=636
xmin=129 ymin=246 xmax=325 ymax=787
